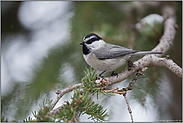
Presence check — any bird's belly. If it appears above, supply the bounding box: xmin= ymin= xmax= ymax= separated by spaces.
xmin=84 ymin=53 xmax=130 ymax=71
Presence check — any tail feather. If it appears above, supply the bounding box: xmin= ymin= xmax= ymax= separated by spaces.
xmin=133 ymin=51 xmax=163 ymax=56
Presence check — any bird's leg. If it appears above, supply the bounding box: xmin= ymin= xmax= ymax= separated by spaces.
xmin=128 ymin=59 xmax=134 ymax=70
xmin=111 ymin=71 xmax=118 ymax=78
xmin=97 ymin=70 xmax=106 ymax=79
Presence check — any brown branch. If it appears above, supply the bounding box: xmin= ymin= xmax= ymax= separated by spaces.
xmin=123 ymin=94 xmax=133 ymax=122
xmin=51 ymin=83 xmax=83 ymax=110
xmin=105 ymin=71 xmax=143 ymax=122
xmin=150 ymin=56 xmax=182 ymax=78
xmin=125 ymin=71 xmax=144 ymax=90
xmin=104 ymin=87 xmax=119 ymax=93
xmin=48 ymin=106 xmax=63 ymax=117
xmin=73 ymin=115 xmax=78 ymax=122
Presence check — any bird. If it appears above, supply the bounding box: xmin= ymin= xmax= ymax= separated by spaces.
xmin=80 ymin=33 xmax=162 ymax=77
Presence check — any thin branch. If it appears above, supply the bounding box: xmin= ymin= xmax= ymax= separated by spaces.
xmin=73 ymin=115 xmax=78 ymax=122
xmin=48 ymin=106 xmax=63 ymax=117
xmin=104 ymin=87 xmax=119 ymax=93
xmin=123 ymin=94 xmax=133 ymax=122
xmin=51 ymin=83 xmax=83 ymax=110
xmin=125 ymin=71 xmax=144 ymax=90
xmin=119 ymin=72 xmax=142 ymax=122
xmin=105 ymin=71 xmax=143 ymax=122
xmin=105 ymin=70 xmax=144 ymax=94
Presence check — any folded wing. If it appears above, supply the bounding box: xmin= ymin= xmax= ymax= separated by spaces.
xmin=93 ymin=43 xmax=137 ymax=60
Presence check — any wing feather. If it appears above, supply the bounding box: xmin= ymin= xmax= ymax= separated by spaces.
xmin=93 ymin=43 xmax=137 ymax=60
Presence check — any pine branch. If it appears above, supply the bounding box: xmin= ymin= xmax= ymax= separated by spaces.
xmin=46 ymin=67 xmax=109 ymax=122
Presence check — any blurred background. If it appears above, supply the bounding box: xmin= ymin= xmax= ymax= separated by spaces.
xmin=1 ymin=1 xmax=182 ymax=122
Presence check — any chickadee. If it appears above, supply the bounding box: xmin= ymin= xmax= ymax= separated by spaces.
xmin=80 ymin=33 xmax=162 ymax=77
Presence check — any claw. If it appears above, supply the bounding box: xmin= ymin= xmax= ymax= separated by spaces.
xmin=96 ymin=70 xmax=106 ymax=79
xmin=96 ymin=74 xmax=104 ymax=80
xmin=111 ymin=71 xmax=118 ymax=78
xmin=128 ymin=59 xmax=134 ymax=70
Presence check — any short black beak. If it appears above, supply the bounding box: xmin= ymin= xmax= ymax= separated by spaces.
xmin=80 ymin=42 xmax=84 ymax=45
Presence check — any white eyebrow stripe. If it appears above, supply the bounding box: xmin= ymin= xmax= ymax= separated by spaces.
xmin=84 ymin=35 xmax=96 ymax=41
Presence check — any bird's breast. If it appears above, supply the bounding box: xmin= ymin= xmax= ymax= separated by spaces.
xmin=83 ymin=52 xmax=131 ymax=71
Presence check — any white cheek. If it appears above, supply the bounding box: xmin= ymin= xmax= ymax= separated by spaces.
xmin=87 ymin=40 xmax=105 ymax=49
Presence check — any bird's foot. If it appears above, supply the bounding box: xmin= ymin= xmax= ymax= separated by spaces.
xmin=111 ymin=71 xmax=118 ymax=78
xmin=96 ymin=70 xmax=106 ymax=80
xmin=96 ymin=75 xmax=104 ymax=80
xmin=128 ymin=59 xmax=134 ymax=70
